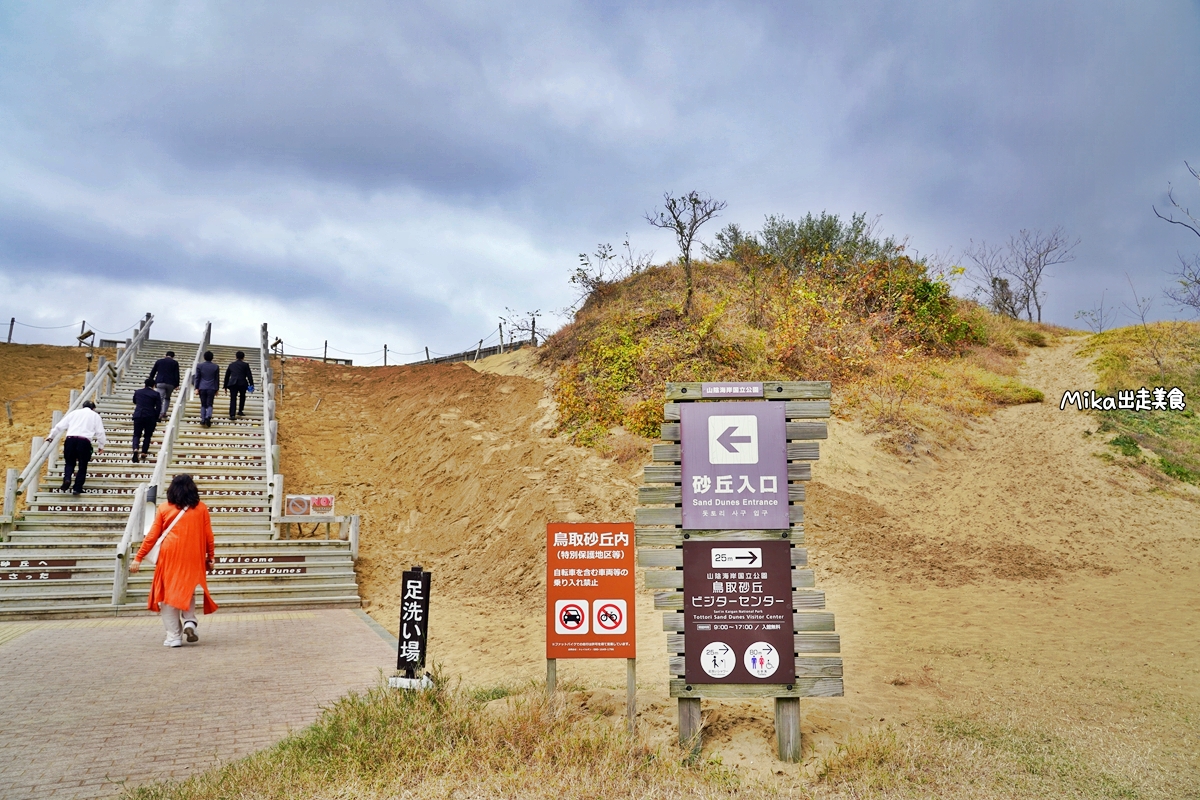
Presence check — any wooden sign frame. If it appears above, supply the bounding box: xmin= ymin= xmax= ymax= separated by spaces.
xmin=636 ymin=381 xmax=842 ymax=762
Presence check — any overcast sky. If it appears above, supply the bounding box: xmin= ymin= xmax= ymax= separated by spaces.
xmin=2 ymin=1 xmax=1197 ymax=360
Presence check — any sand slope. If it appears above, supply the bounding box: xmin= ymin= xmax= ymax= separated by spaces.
xmin=277 ymin=341 xmax=1198 ymax=795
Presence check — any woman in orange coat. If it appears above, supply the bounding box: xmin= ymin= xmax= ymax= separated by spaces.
xmin=131 ymin=474 xmax=218 ymax=647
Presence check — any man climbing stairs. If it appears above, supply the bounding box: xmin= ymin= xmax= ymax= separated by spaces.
xmin=0 ymin=324 xmax=361 ymax=619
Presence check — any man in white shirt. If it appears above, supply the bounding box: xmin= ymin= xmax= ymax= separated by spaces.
xmin=49 ymin=401 xmax=107 ymax=495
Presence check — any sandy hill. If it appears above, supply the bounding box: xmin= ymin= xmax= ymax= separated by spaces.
xmin=1 ymin=344 xmax=115 ymax=492
xmin=276 ymin=339 xmax=1198 ymax=795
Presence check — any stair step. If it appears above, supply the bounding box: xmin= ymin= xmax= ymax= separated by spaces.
xmin=2 ymin=337 xmax=359 ymax=618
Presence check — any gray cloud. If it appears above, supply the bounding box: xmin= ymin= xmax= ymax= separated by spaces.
xmin=1 ymin=0 xmax=1198 ymax=357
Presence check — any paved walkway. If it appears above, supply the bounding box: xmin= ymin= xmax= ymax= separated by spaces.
xmin=0 ymin=609 xmax=397 ymax=799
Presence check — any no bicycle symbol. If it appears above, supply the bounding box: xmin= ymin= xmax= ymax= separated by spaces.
xmin=594 ymin=599 xmax=628 ymax=635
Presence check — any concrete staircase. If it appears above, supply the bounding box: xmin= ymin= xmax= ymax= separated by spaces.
xmin=0 ymin=337 xmax=361 ymax=619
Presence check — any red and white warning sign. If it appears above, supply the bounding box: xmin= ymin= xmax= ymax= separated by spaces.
xmin=546 ymin=523 xmax=636 ymax=659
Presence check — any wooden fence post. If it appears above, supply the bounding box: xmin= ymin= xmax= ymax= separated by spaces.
xmin=679 ymin=697 xmax=702 ymax=760
xmin=775 ymin=697 xmax=801 ymax=762
xmin=627 ymin=658 xmax=637 ymax=735
xmin=546 ymin=658 xmax=557 ymax=699
xmin=474 ymin=340 xmax=482 ymax=362
xmin=7 ymin=317 xmax=13 ymax=344
xmin=425 ymin=347 xmax=430 ymax=364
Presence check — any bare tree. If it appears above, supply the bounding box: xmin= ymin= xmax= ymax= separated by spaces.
xmin=1074 ymin=289 xmax=1117 ymax=334
xmin=965 ymin=240 xmax=1026 ymax=319
xmin=567 ymin=235 xmax=654 ymax=313
xmin=1008 ymin=227 xmax=1079 ymax=322
xmin=1165 ymin=254 xmax=1200 ymax=316
xmin=965 ymin=228 xmax=1078 ymax=322
xmin=1154 ymin=161 xmax=1200 ymax=316
xmin=1123 ymin=275 xmax=1182 ymax=381
xmin=645 ymin=191 xmax=727 ymax=316
xmin=501 ymin=307 xmax=543 ymax=346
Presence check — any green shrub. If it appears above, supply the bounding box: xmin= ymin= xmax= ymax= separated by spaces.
xmin=1108 ymin=435 xmax=1141 ymax=457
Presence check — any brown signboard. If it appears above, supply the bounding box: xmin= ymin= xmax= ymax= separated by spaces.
xmin=2 ymin=571 xmax=71 ymax=581
xmin=214 ymin=555 xmax=305 ymax=564
xmin=0 ymin=559 xmax=76 ymax=568
xmin=683 ymin=539 xmax=794 ymax=684
xmin=209 ymin=566 xmax=306 ymax=576
xmin=545 ymin=522 xmax=636 ymax=659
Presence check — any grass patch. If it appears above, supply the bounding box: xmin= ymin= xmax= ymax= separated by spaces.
xmin=468 ymin=683 xmax=522 ymax=703
xmin=1078 ymin=322 xmax=1200 ymax=486
xmin=813 ymin=712 xmax=1149 ymax=799
xmin=1109 ymin=434 xmax=1142 ymax=458
xmin=122 ymin=674 xmax=743 ymax=799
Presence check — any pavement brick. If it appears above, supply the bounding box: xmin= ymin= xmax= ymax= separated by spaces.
xmin=0 ymin=609 xmax=395 ymax=799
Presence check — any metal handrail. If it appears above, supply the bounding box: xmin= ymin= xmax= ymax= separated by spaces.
xmin=149 ymin=323 xmax=211 ymax=497
xmin=113 ymin=312 xmax=154 ymax=383
xmin=15 ymin=315 xmax=154 ymax=495
xmin=112 ymin=482 xmax=149 ymax=604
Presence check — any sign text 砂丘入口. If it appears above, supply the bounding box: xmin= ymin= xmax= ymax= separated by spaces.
xmin=680 ymin=401 xmax=789 ymax=530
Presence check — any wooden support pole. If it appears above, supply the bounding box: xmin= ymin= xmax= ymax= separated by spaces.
xmin=498 ymin=323 xmax=504 ymax=355
xmin=5 ymin=401 xmax=12 ymax=426
xmin=546 ymin=658 xmax=557 ymax=699
xmin=69 ymin=389 xmax=79 ymax=407
xmin=775 ymin=697 xmax=801 ymax=762
xmin=7 ymin=317 xmax=13 ymax=344
xmin=323 ymin=340 xmax=328 ymax=363
xmin=626 ymin=658 xmax=637 ymax=735
xmin=383 ymin=344 xmax=387 ymax=366
xmin=425 ymin=346 xmax=430 ymax=364
xmin=679 ymin=697 xmax=702 ymax=760
xmin=474 ymin=339 xmax=482 ymax=362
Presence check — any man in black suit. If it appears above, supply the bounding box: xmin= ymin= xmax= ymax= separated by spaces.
xmin=131 ymin=377 xmax=162 ymax=463
xmin=194 ymin=351 xmax=221 ymax=427
xmin=148 ymin=350 xmax=181 ymax=421
xmin=224 ymin=350 xmax=254 ymax=420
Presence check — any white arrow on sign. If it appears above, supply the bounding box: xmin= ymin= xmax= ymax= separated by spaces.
xmin=710 ymin=547 xmax=762 ymax=568
xmin=707 ymin=415 xmax=759 ymax=464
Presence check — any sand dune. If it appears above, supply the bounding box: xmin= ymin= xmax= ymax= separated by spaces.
xmin=271 ymin=340 xmax=1199 ymax=792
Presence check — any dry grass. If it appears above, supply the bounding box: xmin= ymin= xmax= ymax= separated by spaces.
xmin=813 ymin=709 xmax=1149 ymax=799
xmin=121 ymin=674 xmax=748 ymax=800
xmin=541 ymin=258 xmax=1053 ymax=457
xmin=121 ymin=672 xmax=1183 ymax=799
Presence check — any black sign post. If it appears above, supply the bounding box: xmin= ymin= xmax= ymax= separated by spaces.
xmin=397 ymin=565 xmax=431 ymax=679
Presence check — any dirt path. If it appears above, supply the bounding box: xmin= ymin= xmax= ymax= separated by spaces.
xmin=274 ymin=342 xmax=1198 ymax=796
